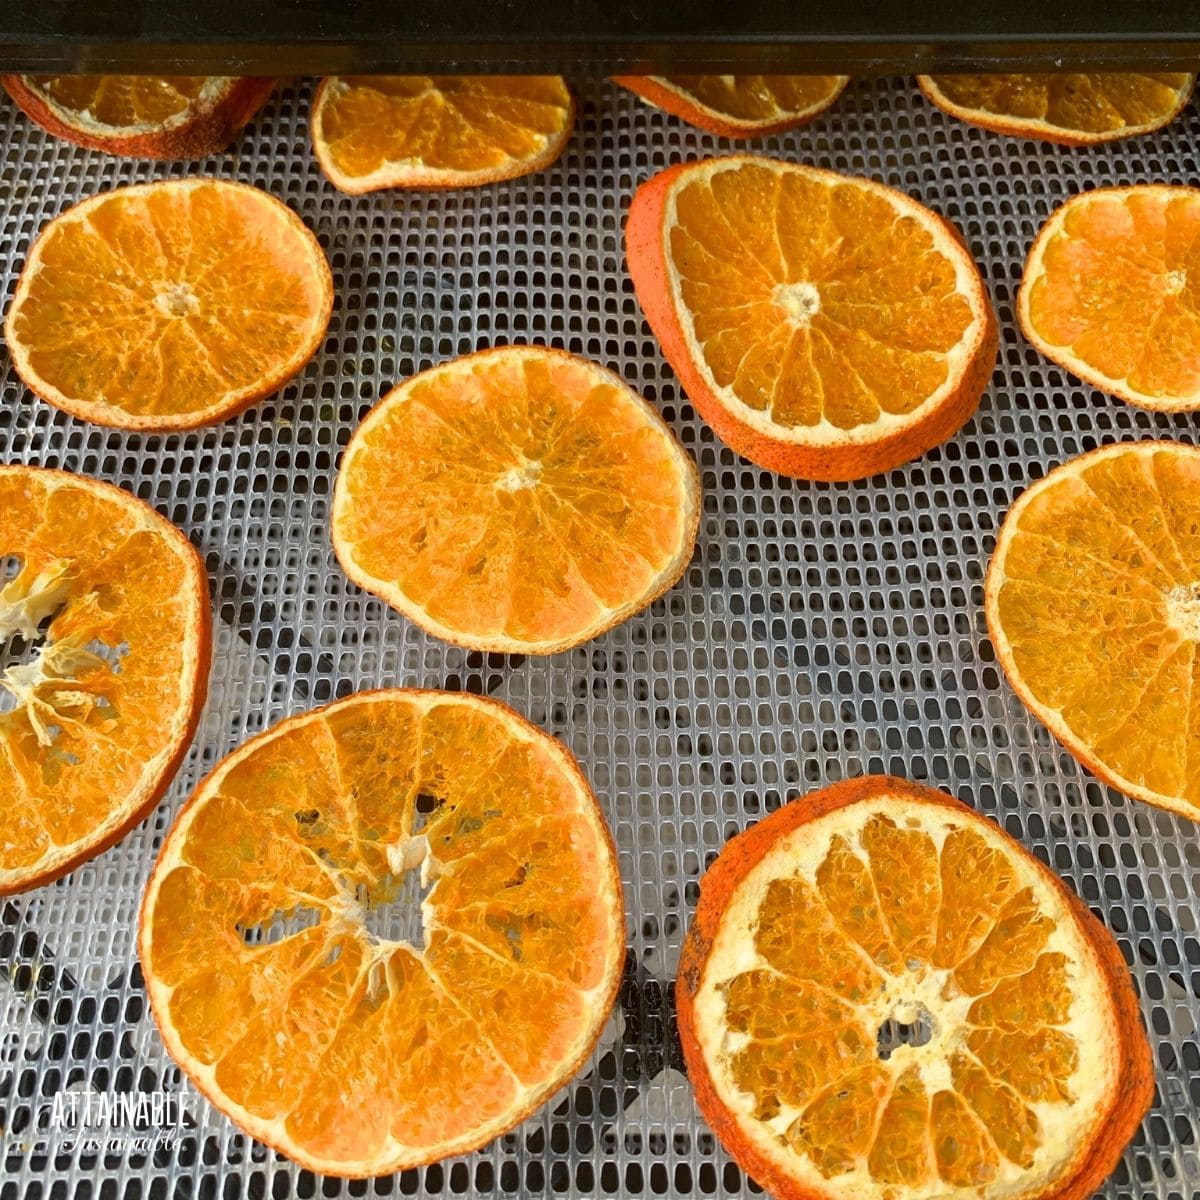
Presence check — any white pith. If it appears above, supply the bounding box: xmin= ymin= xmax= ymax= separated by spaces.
xmin=662 ymin=157 xmax=991 ymax=447
xmin=693 ymin=796 xmax=1120 ymax=1200
xmin=139 ymin=690 xmax=625 ymax=1176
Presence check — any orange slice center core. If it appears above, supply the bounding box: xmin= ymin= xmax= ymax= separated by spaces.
xmin=1165 ymin=268 xmax=1189 ymax=297
xmin=0 ymin=561 xmax=106 ymax=743
xmin=773 ymin=281 xmax=821 ymax=324
xmin=1165 ymin=582 xmax=1200 ymax=639
xmin=154 ymin=282 xmax=201 ymax=319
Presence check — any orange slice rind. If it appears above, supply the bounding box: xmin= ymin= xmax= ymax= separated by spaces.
xmin=139 ymin=688 xmax=625 ymax=1176
xmin=1 ymin=75 xmax=275 ymax=158
xmin=4 ymin=178 xmax=333 ymax=430
xmin=331 ymin=345 xmax=701 ymax=654
xmin=1019 ymin=185 xmax=1200 ymax=412
xmin=987 ymin=440 xmax=1200 ymax=820
xmin=310 ymin=76 xmax=574 ymax=193
xmin=677 ymin=774 xmax=1152 ymax=1200
xmin=612 ymin=75 xmax=849 ymax=138
xmin=918 ymin=73 xmax=1195 ymax=145
xmin=0 ymin=466 xmax=210 ymax=894
xmin=626 ymin=155 xmax=998 ymax=480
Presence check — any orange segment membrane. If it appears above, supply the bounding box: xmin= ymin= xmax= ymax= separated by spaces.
xmin=27 ymin=75 xmax=211 ymax=127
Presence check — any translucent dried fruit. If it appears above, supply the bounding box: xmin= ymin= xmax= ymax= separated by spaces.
xmin=311 ymin=76 xmax=573 ymax=192
xmin=986 ymin=440 xmax=1200 ymax=817
xmin=139 ymin=689 xmax=624 ymax=1176
xmin=919 ymin=73 xmax=1194 ymax=145
xmin=332 ymin=346 xmax=700 ymax=654
xmin=677 ymin=775 xmax=1152 ymax=1200
xmin=0 ymin=466 xmax=209 ymax=892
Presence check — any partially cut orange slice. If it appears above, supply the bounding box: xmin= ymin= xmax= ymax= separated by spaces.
xmin=626 ymin=156 xmax=997 ymax=481
xmin=0 ymin=466 xmax=210 ymax=894
xmin=332 ymin=346 xmax=700 ymax=654
xmin=1 ymin=75 xmax=275 ymax=158
xmin=4 ymin=179 xmax=333 ymax=430
xmin=918 ymin=73 xmax=1195 ymax=145
xmin=678 ymin=774 xmax=1152 ymax=1200
xmin=1019 ymin=185 xmax=1200 ymax=411
xmin=139 ymin=688 xmax=625 ymax=1176
xmin=987 ymin=440 xmax=1200 ymax=820
xmin=310 ymin=76 xmax=574 ymax=193
xmin=612 ymin=75 xmax=849 ymax=138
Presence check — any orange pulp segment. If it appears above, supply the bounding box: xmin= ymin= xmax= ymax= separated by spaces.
xmin=331 ymin=346 xmax=701 ymax=654
xmin=139 ymin=689 xmax=625 ymax=1176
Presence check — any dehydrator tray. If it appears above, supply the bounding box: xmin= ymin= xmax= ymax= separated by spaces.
xmin=1 ymin=74 xmax=1199 ymax=1200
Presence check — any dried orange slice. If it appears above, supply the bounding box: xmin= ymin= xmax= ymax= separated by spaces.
xmin=918 ymin=73 xmax=1194 ymax=145
xmin=987 ymin=440 xmax=1200 ymax=820
xmin=612 ymin=75 xmax=849 ymax=138
xmin=139 ymin=688 xmax=624 ymax=1176
xmin=1019 ymin=186 xmax=1200 ymax=411
xmin=310 ymin=76 xmax=574 ymax=193
xmin=678 ymin=774 xmax=1152 ymax=1200
xmin=626 ymin=156 xmax=997 ymax=481
xmin=1 ymin=75 xmax=275 ymax=158
xmin=332 ymin=346 xmax=700 ymax=654
xmin=4 ymin=179 xmax=333 ymax=430
xmin=0 ymin=466 xmax=210 ymax=894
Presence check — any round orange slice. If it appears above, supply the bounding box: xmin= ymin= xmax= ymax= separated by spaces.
xmin=625 ymin=156 xmax=998 ymax=481
xmin=917 ymin=73 xmax=1195 ymax=146
xmin=677 ymin=774 xmax=1152 ymax=1200
xmin=0 ymin=466 xmax=210 ymax=894
xmin=1 ymin=75 xmax=275 ymax=158
xmin=987 ymin=440 xmax=1200 ymax=820
xmin=4 ymin=179 xmax=333 ymax=430
xmin=310 ymin=75 xmax=574 ymax=193
xmin=611 ymin=75 xmax=849 ymax=138
xmin=331 ymin=346 xmax=700 ymax=654
xmin=1019 ymin=185 xmax=1200 ymax=411
xmin=139 ymin=688 xmax=625 ymax=1176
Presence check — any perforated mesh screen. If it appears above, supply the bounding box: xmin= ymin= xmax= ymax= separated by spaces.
xmin=1 ymin=75 xmax=1199 ymax=1199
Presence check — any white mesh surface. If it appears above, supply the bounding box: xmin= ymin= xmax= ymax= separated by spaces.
xmin=1 ymin=75 xmax=1199 ymax=1199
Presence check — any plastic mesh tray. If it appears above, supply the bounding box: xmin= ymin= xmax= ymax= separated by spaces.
xmin=1 ymin=75 xmax=1199 ymax=1200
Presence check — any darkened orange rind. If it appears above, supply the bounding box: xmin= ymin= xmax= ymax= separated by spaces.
xmin=676 ymin=774 xmax=1154 ymax=1200
xmin=611 ymin=75 xmax=849 ymax=139
xmin=1 ymin=75 xmax=275 ymax=159
xmin=0 ymin=466 xmax=211 ymax=895
xmin=625 ymin=159 xmax=999 ymax=481
xmin=916 ymin=74 xmax=1195 ymax=147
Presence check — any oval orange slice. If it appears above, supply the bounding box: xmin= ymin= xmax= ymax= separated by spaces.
xmin=918 ymin=73 xmax=1195 ymax=145
xmin=987 ymin=440 xmax=1200 ymax=819
xmin=612 ymin=75 xmax=849 ymax=138
xmin=678 ymin=774 xmax=1152 ymax=1200
xmin=4 ymin=179 xmax=333 ymax=430
xmin=1 ymin=75 xmax=275 ymax=158
xmin=311 ymin=75 xmax=574 ymax=192
xmin=626 ymin=156 xmax=998 ymax=481
xmin=139 ymin=688 xmax=625 ymax=1176
xmin=331 ymin=346 xmax=700 ymax=654
xmin=1019 ymin=185 xmax=1200 ymax=411
xmin=0 ymin=466 xmax=210 ymax=894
